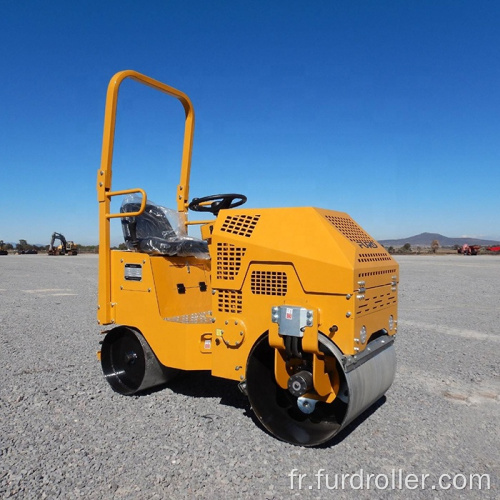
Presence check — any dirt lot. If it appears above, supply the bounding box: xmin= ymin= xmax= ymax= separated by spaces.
xmin=0 ymin=254 xmax=498 ymax=498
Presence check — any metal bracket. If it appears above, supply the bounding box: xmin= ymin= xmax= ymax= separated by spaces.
xmin=343 ymin=334 xmax=394 ymax=372
xmin=271 ymin=305 xmax=314 ymax=338
xmin=297 ymin=396 xmax=317 ymax=414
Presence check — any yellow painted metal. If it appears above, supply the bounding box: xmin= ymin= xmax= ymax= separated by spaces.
xmin=185 ymin=220 xmax=213 ymax=226
xmin=96 ymin=70 xmax=399 ymax=404
xmin=97 ymin=70 xmax=195 ymax=326
xmin=209 ymin=206 xmax=398 ymax=385
xmin=108 ymin=251 xmax=212 ymax=371
xmin=98 ymin=70 xmax=194 ymax=213
xmin=149 ymin=256 xmax=211 ymax=319
xmin=106 ymin=188 xmax=147 ymax=218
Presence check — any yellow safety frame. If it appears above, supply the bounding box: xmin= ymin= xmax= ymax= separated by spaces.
xmin=97 ymin=70 xmax=196 ymax=325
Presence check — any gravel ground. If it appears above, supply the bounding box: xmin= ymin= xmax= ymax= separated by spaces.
xmin=0 ymin=254 xmax=498 ymax=499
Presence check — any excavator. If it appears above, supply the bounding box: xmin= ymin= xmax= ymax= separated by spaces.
xmin=48 ymin=232 xmax=78 ymax=255
xmin=96 ymin=71 xmax=399 ymax=446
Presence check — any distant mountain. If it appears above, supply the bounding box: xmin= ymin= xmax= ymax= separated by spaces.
xmin=379 ymin=232 xmax=500 ymax=248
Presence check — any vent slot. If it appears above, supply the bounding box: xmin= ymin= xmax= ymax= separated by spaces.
xmin=251 ymin=271 xmax=288 ymax=296
xmin=358 ymin=268 xmax=397 ymax=279
xmin=358 ymin=252 xmax=392 ymax=263
xmin=216 ymin=243 xmax=246 ymax=280
xmin=217 ymin=290 xmax=243 ymax=314
xmin=324 ymin=215 xmax=373 ymax=243
xmin=221 ymin=214 xmax=260 ymax=237
xmin=357 ymin=291 xmax=397 ymax=316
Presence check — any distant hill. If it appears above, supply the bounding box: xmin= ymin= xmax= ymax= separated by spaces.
xmin=379 ymin=232 xmax=500 ymax=248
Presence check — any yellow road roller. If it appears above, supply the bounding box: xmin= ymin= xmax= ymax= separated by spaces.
xmin=96 ymin=70 xmax=399 ymax=446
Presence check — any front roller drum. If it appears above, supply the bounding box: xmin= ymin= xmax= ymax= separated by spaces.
xmin=246 ymin=334 xmax=396 ymax=447
xmin=101 ymin=326 xmax=178 ymax=395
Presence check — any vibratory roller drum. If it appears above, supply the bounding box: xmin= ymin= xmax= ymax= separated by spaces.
xmin=245 ymin=333 xmax=396 ymax=447
xmin=100 ymin=327 xmax=178 ymax=395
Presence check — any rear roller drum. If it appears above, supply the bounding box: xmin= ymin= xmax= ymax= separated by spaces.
xmin=245 ymin=334 xmax=396 ymax=447
xmin=101 ymin=327 xmax=177 ymax=395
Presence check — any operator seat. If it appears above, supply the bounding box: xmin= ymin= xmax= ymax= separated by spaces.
xmin=120 ymin=201 xmax=209 ymax=258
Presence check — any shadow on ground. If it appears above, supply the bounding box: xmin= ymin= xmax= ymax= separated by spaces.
xmin=138 ymin=370 xmax=388 ymax=448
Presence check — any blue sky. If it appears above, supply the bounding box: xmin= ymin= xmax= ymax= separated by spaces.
xmin=1 ymin=0 xmax=499 ymax=246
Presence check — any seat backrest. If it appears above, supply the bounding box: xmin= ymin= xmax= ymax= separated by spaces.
xmin=120 ymin=198 xmax=209 ymax=258
xmin=121 ymin=202 xmax=177 ymax=247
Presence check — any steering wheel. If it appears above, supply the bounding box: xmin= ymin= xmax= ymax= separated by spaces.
xmin=188 ymin=193 xmax=247 ymax=215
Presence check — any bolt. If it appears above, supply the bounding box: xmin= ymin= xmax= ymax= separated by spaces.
xmin=346 ymin=312 xmax=352 ymax=318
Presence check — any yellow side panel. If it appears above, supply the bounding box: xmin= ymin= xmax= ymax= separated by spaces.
xmin=210 ymin=262 xmax=361 ymax=381
xmin=110 ymin=251 xmax=213 ymax=371
xmin=210 ymin=263 xmax=302 ymax=381
xmin=210 ymin=207 xmax=354 ymax=295
xmin=149 ymin=256 xmax=211 ymax=319
xmin=210 ymin=207 xmax=398 ymax=296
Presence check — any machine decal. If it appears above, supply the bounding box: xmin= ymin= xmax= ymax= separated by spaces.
xmin=124 ymin=263 xmax=142 ymax=281
xmin=357 ymin=240 xmax=378 ymax=249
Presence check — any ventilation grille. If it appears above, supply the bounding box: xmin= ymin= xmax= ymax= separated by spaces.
xmin=251 ymin=271 xmax=288 ymax=296
xmin=221 ymin=214 xmax=260 ymax=237
xmin=358 ymin=252 xmax=392 ymax=263
xmin=164 ymin=312 xmax=213 ymax=324
xmin=358 ymin=268 xmax=397 ymax=279
xmin=218 ymin=290 xmax=243 ymax=314
xmin=216 ymin=243 xmax=246 ymax=280
xmin=357 ymin=291 xmax=397 ymax=316
xmin=324 ymin=215 xmax=373 ymax=243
